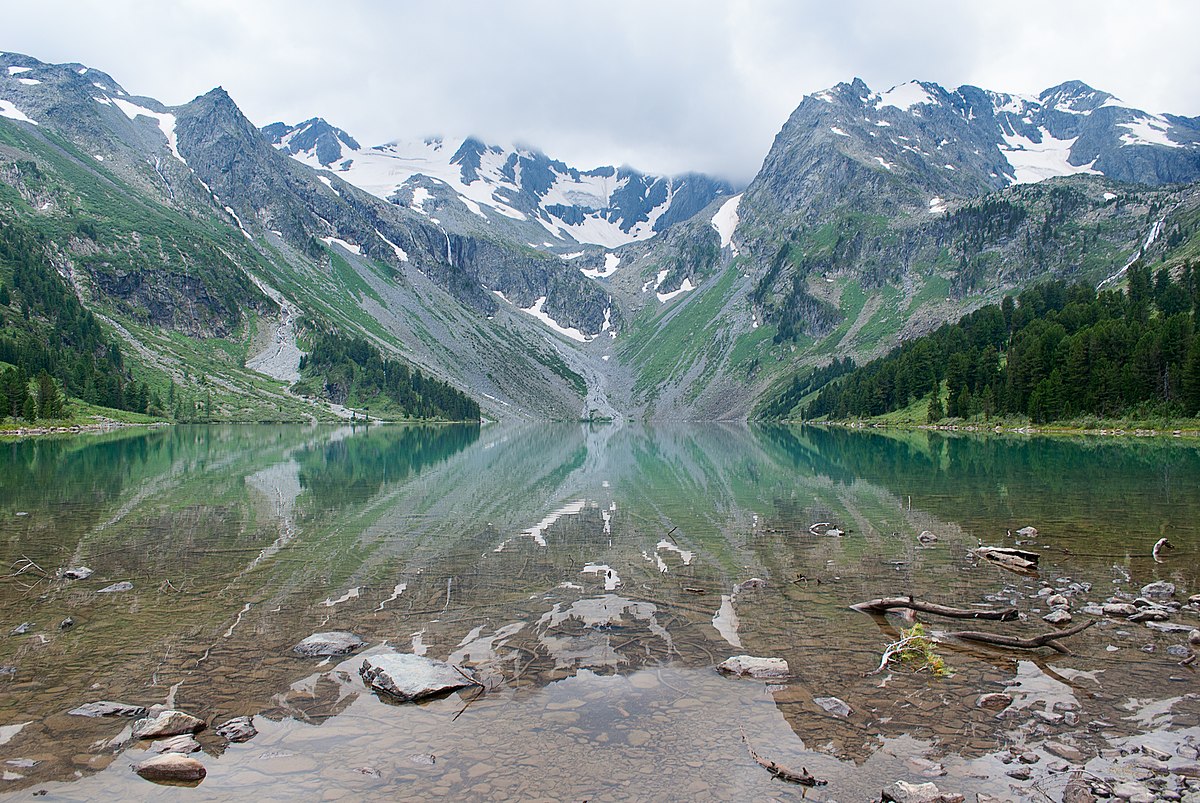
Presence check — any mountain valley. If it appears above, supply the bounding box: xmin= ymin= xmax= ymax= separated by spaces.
xmin=3 ymin=52 xmax=1199 ymax=425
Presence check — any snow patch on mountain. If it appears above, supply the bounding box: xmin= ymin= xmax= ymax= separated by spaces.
xmin=110 ymin=98 xmax=183 ymax=163
xmin=1119 ymin=117 xmax=1180 ymax=148
xmin=0 ymin=99 xmax=36 ymax=125
xmin=657 ymin=278 xmax=695 ymax=304
xmin=876 ymin=81 xmax=937 ymax=111
xmin=999 ymin=128 xmax=1099 ymax=184
xmin=6 ymin=66 xmax=31 ymax=75
xmin=711 ymin=193 xmax=741 ymax=252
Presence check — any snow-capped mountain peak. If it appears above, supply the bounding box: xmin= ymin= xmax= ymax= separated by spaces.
xmin=262 ymin=121 xmax=733 ymax=249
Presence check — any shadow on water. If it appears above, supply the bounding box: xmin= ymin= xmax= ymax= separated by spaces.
xmin=0 ymin=423 xmax=1197 ymax=800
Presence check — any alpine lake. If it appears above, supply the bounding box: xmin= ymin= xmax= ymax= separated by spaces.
xmin=1 ymin=423 xmax=1198 ymax=802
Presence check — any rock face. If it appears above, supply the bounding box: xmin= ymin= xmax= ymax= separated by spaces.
xmin=131 ymin=710 xmax=206 ymax=739
xmin=715 ymin=655 xmax=790 ymax=678
xmin=216 ymin=716 xmax=257 ymax=743
xmin=292 ymin=631 xmax=365 ymax=657
xmin=359 ymin=654 xmax=477 ymax=702
xmin=132 ymin=753 xmax=206 ymax=784
xmin=68 ymin=701 xmax=147 ymax=718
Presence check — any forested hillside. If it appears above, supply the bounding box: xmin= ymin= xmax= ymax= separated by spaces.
xmin=0 ymin=221 xmax=156 ymax=422
xmin=795 ymin=263 xmax=1200 ymax=423
xmin=296 ymin=332 xmax=480 ymax=421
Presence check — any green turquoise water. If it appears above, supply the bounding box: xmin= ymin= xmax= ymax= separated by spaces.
xmin=0 ymin=424 xmax=1197 ymax=800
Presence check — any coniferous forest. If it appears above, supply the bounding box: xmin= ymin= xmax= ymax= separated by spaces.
xmin=297 ymin=332 xmax=481 ymax=422
xmin=799 ymin=262 xmax=1200 ymax=423
xmin=0 ymin=222 xmax=156 ymax=422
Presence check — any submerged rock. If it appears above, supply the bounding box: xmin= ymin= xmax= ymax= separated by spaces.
xmin=813 ymin=696 xmax=852 ymax=718
xmin=1102 ymin=602 xmax=1138 ymax=617
xmin=132 ymin=753 xmax=206 ymax=784
xmin=881 ymin=780 xmax=965 ymax=802
xmin=1015 ymin=526 xmax=1038 ymax=538
xmin=1043 ymin=609 xmax=1073 ymax=625
xmin=359 ymin=654 xmax=476 ymax=702
xmin=9 ymin=622 xmax=34 ymax=636
xmin=1140 ymin=581 xmax=1175 ymax=600
xmin=1047 ymin=594 xmax=1070 ymax=608
xmin=97 ymin=581 xmax=133 ymax=593
xmin=132 ymin=710 xmax=205 ymax=739
xmin=153 ymin=735 xmax=201 ymax=754
xmin=59 ymin=617 xmax=74 ymax=630
xmin=216 ymin=716 xmax=257 ymax=743
xmin=975 ymin=693 xmax=1012 ymax=711
xmin=69 ymin=701 xmax=148 ymax=718
xmin=1190 ymin=629 xmax=1200 ymax=646
xmin=62 ymin=567 xmax=93 ymax=580
xmin=293 ymin=631 xmax=364 ymax=657
xmin=715 ymin=655 xmax=789 ymax=679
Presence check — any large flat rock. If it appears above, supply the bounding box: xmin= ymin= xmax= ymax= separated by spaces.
xmin=293 ymin=631 xmax=365 ymax=657
xmin=716 ymin=655 xmax=790 ymax=678
xmin=359 ymin=654 xmax=476 ymax=702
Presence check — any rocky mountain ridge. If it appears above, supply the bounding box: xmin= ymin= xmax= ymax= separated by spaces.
xmin=3 ymin=52 xmax=1199 ymax=422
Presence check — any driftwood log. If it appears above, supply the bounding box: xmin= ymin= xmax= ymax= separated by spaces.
xmin=851 ymin=597 xmax=1019 ymax=622
xmin=946 ymin=620 xmax=1095 ymax=654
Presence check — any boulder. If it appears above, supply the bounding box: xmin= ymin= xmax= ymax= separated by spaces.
xmin=1139 ymin=581 xmax=1175 ymax=601
xmin=132 ymin=710 xmax=205 ymax=739
xmin=1190 ymin=629 xmax=1200 ymax=646
xmin=69 ymin=701 xmax=147 ymax=718
xmin=1102 ymin=602 xmax=1138 ymax=617
xmin=216 ymin=716 xmax=257 ymax=743
xmin=1047 ymin=594 xmax=1069 ymax=608
xmin=1045 ymin=741 xmax=1088 ymax=763
xmin=1128 ymin=607 xmax=1169 ymax=622
xmin=132 ymin=753 xmax=206 ymax=784
xmin=293 ymin=631 xmax=364 ymax=657
xmin=715 ymin=655 xmax=790 ymax=679
xmin=1043 ymin=609 xmax=1073 ymax=625
xmin=359 ymin=654 xmax=476 ymax=702
xmin=97 ymin=581 xmax=133 ymax=593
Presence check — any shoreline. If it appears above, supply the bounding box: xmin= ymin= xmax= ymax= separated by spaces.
xmin=801 ymin=419 xmax=1200 ymax=439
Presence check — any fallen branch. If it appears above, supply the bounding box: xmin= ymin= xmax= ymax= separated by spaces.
xmin=946 ymin=620 xmax=1095 ymax=654
xmin=851 ymin=596 xmax=1018 ymax=622
xmin=741 ymin=728 xmax=827 ymax=787
xmin=865 ymin=634 xmax=923 ymax=676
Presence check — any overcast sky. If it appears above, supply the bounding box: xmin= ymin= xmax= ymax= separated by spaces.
xmin=4 ymin=0 xmax=1198 ymax=183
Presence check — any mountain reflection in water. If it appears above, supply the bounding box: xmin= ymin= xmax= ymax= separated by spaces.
xmin=0 ymin=423 xmax=1197 ymax=800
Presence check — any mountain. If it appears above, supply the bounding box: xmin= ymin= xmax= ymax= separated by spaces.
xmin=261 ymin=122 xmax=734 ymax=250
xmin=3 ymin=53 xmax=1200 ymax=426
xmin=609 ymin=78 xmax=1200 ymax=418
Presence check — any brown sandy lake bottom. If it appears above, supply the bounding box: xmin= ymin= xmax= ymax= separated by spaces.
xmin=0 ymin=423 xmax=1197 ymax=801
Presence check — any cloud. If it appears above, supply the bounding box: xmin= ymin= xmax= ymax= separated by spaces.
xmin=2 ymin=0 xmax=1197 ymax=184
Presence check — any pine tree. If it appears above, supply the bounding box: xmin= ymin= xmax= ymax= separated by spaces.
xmin=926 ymin=384 xmax=944 ymax=423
